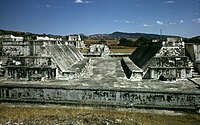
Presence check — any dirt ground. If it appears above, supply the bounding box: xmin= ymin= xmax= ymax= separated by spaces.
xmin=110 ymin=48 xmax=136 ymax=53
xmin=0 ymin=103 xmax=199 ymax=125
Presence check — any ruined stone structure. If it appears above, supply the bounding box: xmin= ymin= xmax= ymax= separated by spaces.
xmin=122 ymin=38 xmax=192 ymax=80
xmin=36 ymin=36 xmax=62 ymax=41
xmin=88 ymin=44 xmax=110 ymax=57
xmin=0 ymin=35 xmax=23 ymax=41
xmin=186 ymin=43 xmax=200 ymax=74
xmin=83 ymin=52 xmax=131 ymax=57
xmin=0 ymin=84 xmax=199 ymax=110
xmin=68 ymin=34 xmax=85 ymax=49
xmin=1 ymin=40 xmax=89 ymax=80
xmin=0 ymin=35 xmax=199 ymax=111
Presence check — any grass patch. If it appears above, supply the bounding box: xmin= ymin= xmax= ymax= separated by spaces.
xmin=0 ymin=103 xmax=199 ymax=125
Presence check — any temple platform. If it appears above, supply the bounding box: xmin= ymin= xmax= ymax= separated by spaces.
xmin=0 ymin=58 xmax=200 ymax=110
xmin=0 ymin=58 xmax=199 ymax=91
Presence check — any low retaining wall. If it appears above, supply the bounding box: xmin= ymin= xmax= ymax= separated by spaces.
xmin=0 ymin=85 xmax=200 ymax=109
xmin=121 ymin=57 xmax=143 ymax=80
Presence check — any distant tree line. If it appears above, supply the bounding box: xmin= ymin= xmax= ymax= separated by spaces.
xmin=119 ymin=36 xmax=200 ymax=47
xmin=118 ymin=37 xmax=153 ymax=47
xmin=185 ymin=37 xmax=200 ymax=43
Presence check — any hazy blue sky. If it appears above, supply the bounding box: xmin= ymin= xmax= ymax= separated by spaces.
xmin=0 ymin=0 xmax=200 ymax=37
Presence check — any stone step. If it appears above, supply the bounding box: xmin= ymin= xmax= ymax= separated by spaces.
xmin=192 ymin=70 xmax=200 ymax=73
xmin=192 ymin=72 xmax=199 ymax=75
xmin=191 ymin=66 xmax=199 ymax=72
xmin=192 ymin=74 xmax=200 ymax=78
xmin=192 ymin=69 xmax=199 ymax=73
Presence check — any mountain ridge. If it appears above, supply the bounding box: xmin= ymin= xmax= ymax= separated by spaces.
xmin=0 ymin=29 xmax=198 ymax=40
xmin=88 ymin=31 xmax=182 ymax=40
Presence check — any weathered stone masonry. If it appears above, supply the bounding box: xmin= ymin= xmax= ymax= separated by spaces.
xmin=1 ymin=40 xmax=89 ymax=80
xmin=122 ymin=38 xmax=192 ymax=80
xmin=0 ymin=85 xmax=199 ymax=109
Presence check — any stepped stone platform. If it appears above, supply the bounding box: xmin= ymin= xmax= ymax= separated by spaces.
xmin=44 ymin=44 xmax=89 ymax=80
xmin=0 ymin=58 xmax=200 ymax=110
xmin=1 ymin=40 xmax=89 ymax=80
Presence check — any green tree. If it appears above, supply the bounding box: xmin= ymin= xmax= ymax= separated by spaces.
xmin=118 ymin=38 xmax=134 ymax=47
xmin=135 ymin=37 xmax=153 ymax=46
xmin=186 ymin=37 xmax=200 ymax=43
xmin=99 ymin=39 xmax=107 ymax=44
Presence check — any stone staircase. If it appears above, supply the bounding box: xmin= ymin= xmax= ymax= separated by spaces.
xmin=189 ymin=61 xmax=200 ymax=78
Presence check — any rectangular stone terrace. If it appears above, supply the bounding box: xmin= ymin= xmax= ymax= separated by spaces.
xmin=0 ymin=57 xmax=199 ymax=93
xmin=0 ymin=58 xmax=200 ymax=110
